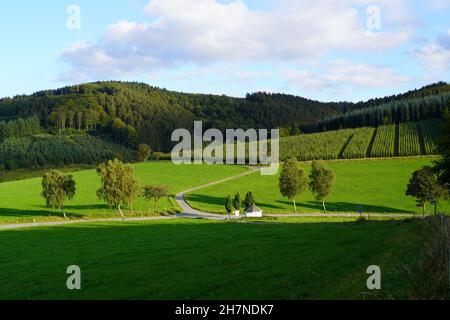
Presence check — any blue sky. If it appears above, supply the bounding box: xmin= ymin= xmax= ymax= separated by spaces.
xmin=0 ymin=0 xmax=449 ymax=102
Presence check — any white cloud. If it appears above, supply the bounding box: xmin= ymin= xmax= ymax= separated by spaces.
xmin=413 ymin=44 xmax=450 ymax=71
xmin=421 ymin=0 xmax=450 ymax=10
xmin=284 ymin=60 xmax=411 ymax=92
xmin=57 ymin=0 xmax=414 ymax=80
xmin=412 ymin=30 xmax=450 ymax=75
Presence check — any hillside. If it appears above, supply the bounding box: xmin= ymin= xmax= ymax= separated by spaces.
xmin=0 ymin=81 xmax=449 ymax=153
xmin=0 ymin=135 xmax=137 ymax=171
xmin=280 ymin=119 xmax=443 ymax=161
xmin=311 ymin=89 xmax=450 ymax=132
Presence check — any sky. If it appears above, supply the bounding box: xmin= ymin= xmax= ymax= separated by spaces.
xmin=0 ymin=0 xmax=449 ymax=102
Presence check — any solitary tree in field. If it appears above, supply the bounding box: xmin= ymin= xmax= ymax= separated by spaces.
xmin=279 ymin=159 xmax=309 ymax=213
xmin=96 ymin=159 xmax=141 ymax=220
xmin=225 ymin=194 xmax=233 ymax=217
xmin=309 ymin=161 xmax=336 ymax=213
xmin=41 ymin=170 xmax=76 ymax=219
xmin=244 ymin=191 xmax=255 ymax=209
xmin=406 ymin=166 xmax=445 ymax=216
xmin=137 ymin=143 xmax=151 ymax=162
xmin=143 ymin=185 xmax=169 ymax=212
xmin=233 ymin=192 xmax=242 ymax=214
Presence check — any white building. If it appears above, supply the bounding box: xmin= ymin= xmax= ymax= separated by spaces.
xmin=245 ymin=205 xmax=263 ymax=218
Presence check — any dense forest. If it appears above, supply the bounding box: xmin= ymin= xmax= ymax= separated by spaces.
xmin=0 ymin=116 xmax=42 ymax=142
xmin=0 ymin=81 xmax=448 ymax=153
xmin=311 ymin=91 xmax=450 ymax=132
xmin=0 ymin=135 xmax=136 ymax=170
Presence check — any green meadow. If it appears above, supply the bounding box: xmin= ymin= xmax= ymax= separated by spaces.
xmin=186 ymin=157 xmax=450 ymax=215
xmin=0 ymin=162 xmax=247 ymax=224
xmin=0 ymin=218 xmax=424 ymax=300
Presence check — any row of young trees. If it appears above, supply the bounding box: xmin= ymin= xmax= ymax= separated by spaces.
xmin=224 ymin=191 xmax=256 ymax=216
xmin=41 ymin=159 xmax=169 ymax=219
xmin=279 ymin=160 xmax=336 ymax=213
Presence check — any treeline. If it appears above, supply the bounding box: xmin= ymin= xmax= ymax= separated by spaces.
xmin=1 ymin=81 xmax=449 ymax=152
xmin=0 ymin=135 xmax=137 ymax=170
xmin=0 ymin=116 xmax=41 ymax=142
xmin=310 ymin=91 xmax=450 ymax=132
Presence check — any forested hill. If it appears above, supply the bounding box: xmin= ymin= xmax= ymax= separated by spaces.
xmin=0 ymin=81 xmax=449 ymax=152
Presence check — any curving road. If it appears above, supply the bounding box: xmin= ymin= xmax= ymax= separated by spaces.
xmin=175 ymin=166 xmax=261 ymax=220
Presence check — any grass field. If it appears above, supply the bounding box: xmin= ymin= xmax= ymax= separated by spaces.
xmin=0 ymin=162 xmax=248 ymax=224
xmin=186 ymin=158 xmax=450 ymax=215
xmin=0 ymin=218 xmax=426 ymax=300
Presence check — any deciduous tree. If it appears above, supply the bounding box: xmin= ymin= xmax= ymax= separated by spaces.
xmin=406 ymin=166 xmax=445 ymax=216
xmin=143 ymin=185 xmax=169 ymax=212
xmin=279 ymin=159 xmax=309 ymax=213
xmin=41 ymin=170 xmax=76 ymax=219
xmin=309 ymin=161 xmax=336 ymax=213
xmin=137 ymin=143 xmax=151 ymax=162
xmin=96 ymin=159 xmax=141 ymax=220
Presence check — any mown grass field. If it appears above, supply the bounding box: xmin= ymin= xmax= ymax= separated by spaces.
xmin=186 ymin=158 xmax=450 ymax=215
xmin=0 ymin=218 xmax=425 ymax=300
xmin=0 ymin=162 xmax=248 ymax=224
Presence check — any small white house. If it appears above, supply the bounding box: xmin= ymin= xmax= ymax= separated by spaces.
xmin=245 ymin=205 xmax=263 ymax=218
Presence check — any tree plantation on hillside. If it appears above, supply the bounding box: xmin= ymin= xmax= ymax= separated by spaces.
xmin=341 ymin=127 xmax=375 ymax=159
xmin=280 ymin=129 xmax=355 ymax=161
xmin=421 ymin=119 xmax=441 ymax=155
xmin=371 ymin=124 xmax=396 ymax=158
xmin=398 ymin=123 xmax=421 ymax=157
xmin=0 ymin=135 xmax=137 ymax=170
xmin=279 ymin=119 xmax=442 ymax=161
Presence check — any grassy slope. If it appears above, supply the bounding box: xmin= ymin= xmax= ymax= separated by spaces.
xmin=0 ymin=164 xmax=95 ymax=183
xmin=0 ymin=162 xmax=247 ymax=224
xmin=0 ymin=218 xmax=422 ymax=300
xmin=186 ymin=158 xmax=450 ymax=215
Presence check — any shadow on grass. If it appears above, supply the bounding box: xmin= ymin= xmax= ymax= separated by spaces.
xmin=34 ymin=204 xmax=109 ymax=211
xmin=275 ymin=200 xmax=412 ymax=214
xmin=64 ymin=204 xmax=110 ymax=211
xmin=185 ymin=194 xmax=285 ymax=210
xmin=185 ymin=194 xmax=412 ymax=214
xmin=0 ymin=207 xmax=85 ymax=219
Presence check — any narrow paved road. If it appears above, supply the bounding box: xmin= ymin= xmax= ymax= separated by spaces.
xmin=175 ymin=166 xmax=260 ymax=220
